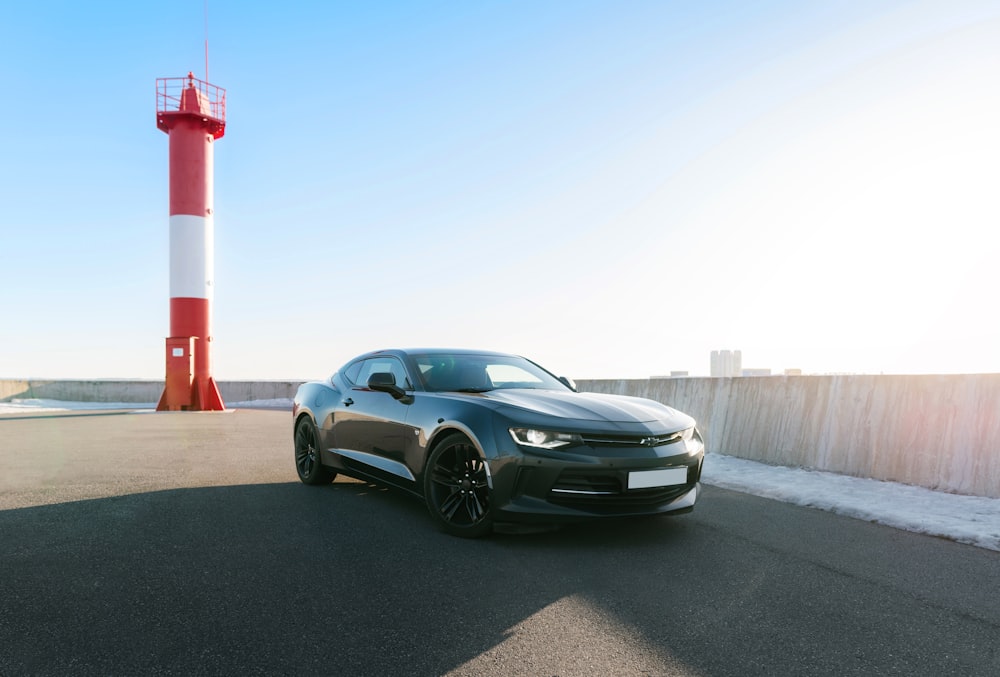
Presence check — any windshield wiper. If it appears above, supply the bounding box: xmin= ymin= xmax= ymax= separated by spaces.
xmin=454 ymin=387 xmax=493 ymax=393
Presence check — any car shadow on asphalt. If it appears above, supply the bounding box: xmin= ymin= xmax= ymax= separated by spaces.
xmin=6 ymin=479 xmax=997 ymax=677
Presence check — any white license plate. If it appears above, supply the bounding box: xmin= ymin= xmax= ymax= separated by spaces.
xmin=628 ymin=467 xmax=688 ymax=490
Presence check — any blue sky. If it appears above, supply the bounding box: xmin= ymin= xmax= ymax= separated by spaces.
xmin=2 ymin=1 xmax=998 ymax=380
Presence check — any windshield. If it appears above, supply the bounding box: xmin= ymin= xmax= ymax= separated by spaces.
xmin=411 ymin=353 xmax=569 ymax=393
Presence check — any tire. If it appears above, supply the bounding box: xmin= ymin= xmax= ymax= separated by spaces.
xmin=295 ymin=417 xmax=335 ymax=485
xmin=424 ymin=433 xmax=493 ymax=538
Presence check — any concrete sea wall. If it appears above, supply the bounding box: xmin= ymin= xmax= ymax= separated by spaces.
xmin=0 ymin=380 xmax=303 ymax=405
xmin=2 ymin=375 xmax=998 ymax=498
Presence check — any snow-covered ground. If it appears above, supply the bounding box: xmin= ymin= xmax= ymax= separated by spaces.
xmin=2 ymin=398 xmax=998 ymax=552
xmin=704 ymin=454 xmax=999 ymax=552
xmin=0 ymin=399 xmax=157 ymax=414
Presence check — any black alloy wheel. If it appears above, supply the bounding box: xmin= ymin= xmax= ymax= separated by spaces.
xmin=424 ymin=433 xmax=493 ymax=538
xmin=295 ymin=418 xmax=335 ymax=485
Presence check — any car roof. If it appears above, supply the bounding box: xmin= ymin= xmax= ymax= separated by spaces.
xmin=364 ymin=348 xmax=516 ymax=359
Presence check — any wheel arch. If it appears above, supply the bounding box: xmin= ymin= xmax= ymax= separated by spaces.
xmin=423 ymin=423 xmax=493 ymax=486
xmin=293 ymin=409 xmax=316 ymax=441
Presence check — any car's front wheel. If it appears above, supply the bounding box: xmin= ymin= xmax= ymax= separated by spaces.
xmin=424 ymin=433 xmax=493 ymax=538
xmin=294 ymin=417 xmax=335 ymax=485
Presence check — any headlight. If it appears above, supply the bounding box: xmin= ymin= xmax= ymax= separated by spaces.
xmin=509 ymin=428 xmax=583 ymax=450
xmin=682 ymin=427 xmax=704 ymax=456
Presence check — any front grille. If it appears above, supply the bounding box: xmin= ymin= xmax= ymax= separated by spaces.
xmin=579 ymin=432 xmax=684 ymax=448
xmin=551 ymin=472 xmax=622 ymax=495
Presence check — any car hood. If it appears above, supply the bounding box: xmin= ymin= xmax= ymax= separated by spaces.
xmin=478 ymin=389 xmax=694 ymax=428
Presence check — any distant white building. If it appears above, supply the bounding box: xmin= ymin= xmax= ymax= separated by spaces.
xmin=710 ymin=350 xmax=742 ymax=377
xmin=742 ymin=368 xmax=772 ymax=377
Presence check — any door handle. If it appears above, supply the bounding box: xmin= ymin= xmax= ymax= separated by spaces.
xmin=343 ymin=398 xmax=354 ymax=407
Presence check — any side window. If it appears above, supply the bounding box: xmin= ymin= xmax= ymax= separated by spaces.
xmin=355 ymin=358 xmax=411 ymax=389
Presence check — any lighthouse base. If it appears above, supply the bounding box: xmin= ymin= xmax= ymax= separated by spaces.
xmin=156 ymin=376 xmax=226 ymax=412
xmin=156 ymin=336 xmax=226 ymax=411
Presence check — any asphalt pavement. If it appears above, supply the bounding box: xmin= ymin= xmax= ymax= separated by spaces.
xmin=1 ymin=410 xmax=998 ymax=676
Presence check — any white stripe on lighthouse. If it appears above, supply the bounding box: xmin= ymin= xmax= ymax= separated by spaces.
xmin=169 ymin=214 xmax=215 ymax=300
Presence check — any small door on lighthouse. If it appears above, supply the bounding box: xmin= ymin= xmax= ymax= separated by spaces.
xmin=163 ymin=337 xmax=196 ymax=409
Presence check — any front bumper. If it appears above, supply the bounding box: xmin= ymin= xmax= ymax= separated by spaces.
xmin=490 ymin=444 xmax=704 ymax=524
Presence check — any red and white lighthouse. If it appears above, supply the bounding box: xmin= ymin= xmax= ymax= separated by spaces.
xmin=155 ymin=72 xmax=226 ymax=411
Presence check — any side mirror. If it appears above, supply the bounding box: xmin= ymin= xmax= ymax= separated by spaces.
xmin=368 ymin=373 xmax=412 ymax=402
xmin=558 ymin=376 xmax=577 ymax=392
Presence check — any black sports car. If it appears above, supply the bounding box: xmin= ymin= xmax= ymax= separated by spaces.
xmin=292 ymin=349 xmax=704 ymax=537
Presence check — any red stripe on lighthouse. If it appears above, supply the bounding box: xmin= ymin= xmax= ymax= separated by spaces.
xmin=169 ymin=298 xmax=210 ymax=345
xmin=168 ymin=116 xmax=214 ymax=217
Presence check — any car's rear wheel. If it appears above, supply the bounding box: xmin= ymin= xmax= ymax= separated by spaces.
xmin=424 ymin=433 xmax=493 ymax=538
xmin=295 ymin=417 xmax=335 ymax=485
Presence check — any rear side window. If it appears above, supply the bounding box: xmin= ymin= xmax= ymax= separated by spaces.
xmin=342 ymin=361 xmax=364 ymax=385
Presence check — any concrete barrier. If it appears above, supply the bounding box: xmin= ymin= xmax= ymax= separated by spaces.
xmin=0 ymin=380 xmax=304 ymax=405
xmin=577 ymin=375 xmax=1000 ymax=499
xmin=3 ymin=375 xmax=998 ymax=498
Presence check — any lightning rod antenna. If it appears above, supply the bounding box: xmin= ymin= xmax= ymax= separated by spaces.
xmin=204 ymin=0 xmax=210 ymax=83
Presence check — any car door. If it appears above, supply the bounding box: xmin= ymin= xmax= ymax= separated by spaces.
xmin=331 ymin=357 xmax=417 ymax=481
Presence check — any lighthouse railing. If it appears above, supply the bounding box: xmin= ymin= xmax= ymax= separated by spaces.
xmin=156 ymin=75 xmax=227 ymax=123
